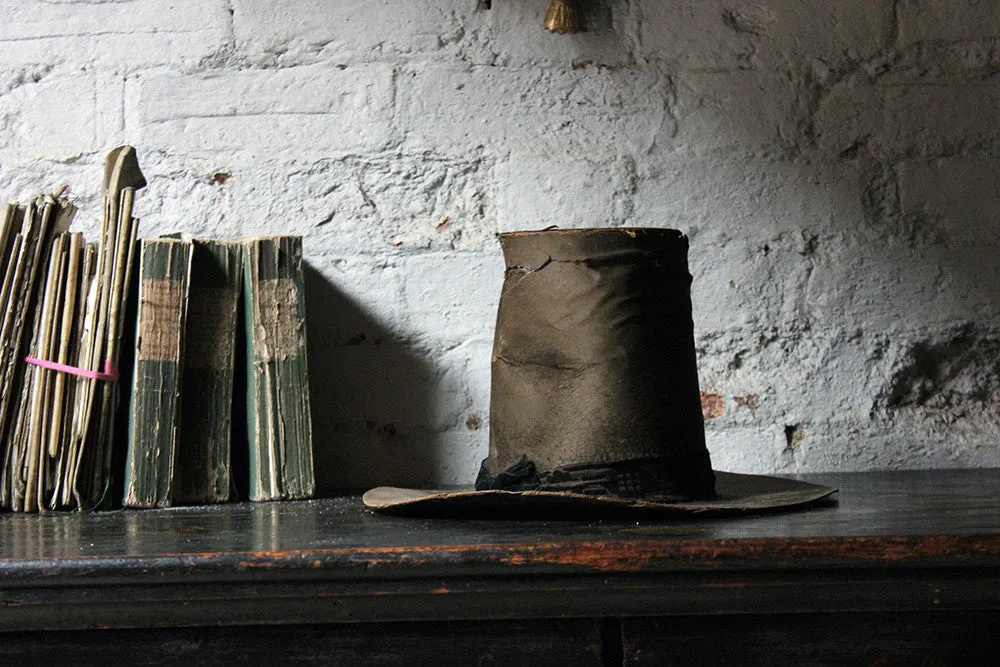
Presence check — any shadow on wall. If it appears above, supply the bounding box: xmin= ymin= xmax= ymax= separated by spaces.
xmin=303 ymin=263 xmax=439 ymax=494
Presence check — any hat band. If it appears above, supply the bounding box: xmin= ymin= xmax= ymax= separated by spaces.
xmin=475 ymin=454 xmax=717 ymax=502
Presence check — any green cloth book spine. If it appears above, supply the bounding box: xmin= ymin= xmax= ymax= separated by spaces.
xmin=174 ymin=239 xmax=242 ymax=505
xmin=242 ymin=235 xmax=315 ymax=501
xmin=123 ymin=238 xmax=192 ymax=508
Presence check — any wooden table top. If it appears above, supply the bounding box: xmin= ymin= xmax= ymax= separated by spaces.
xmin=1 ymin=469 xmax=998 ymax=631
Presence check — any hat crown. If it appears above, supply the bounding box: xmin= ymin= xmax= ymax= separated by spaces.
xmin=487 ymin=227 xmax=715 ymax=501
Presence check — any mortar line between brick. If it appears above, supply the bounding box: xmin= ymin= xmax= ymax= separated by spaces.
xmin=0 ymin=30 xmax=206 ymax=42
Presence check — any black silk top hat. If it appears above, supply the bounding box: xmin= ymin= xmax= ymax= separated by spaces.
xmin=364 ymin=228 xmax=836 ymax=516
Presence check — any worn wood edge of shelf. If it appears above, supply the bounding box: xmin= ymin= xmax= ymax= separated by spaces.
xmin=2 ymin=528 xmax=1000 ymax=584
xmin=1 ymin=565 xmax=998 ymax=632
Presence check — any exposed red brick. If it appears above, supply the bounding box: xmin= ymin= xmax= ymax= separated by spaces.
xmin=700 ymin=392 xmax=724 ymax=419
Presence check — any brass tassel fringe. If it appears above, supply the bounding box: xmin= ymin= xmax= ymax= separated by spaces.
xmin=545 ymin=0 xmax=586 ymax=34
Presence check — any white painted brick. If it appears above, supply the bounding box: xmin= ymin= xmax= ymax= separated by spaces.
xmin=307 ymin=257 xmax=410 ymax=337
xmin=0 ymin=33 xmax=229 ymax=72
xmin=493 ymin=153 xmax=637 ymax=230
xmin=814 ymin=79 xmax=881 ymax=156
xmin=451 ymin=336 xmax=494 ymax=431
xmin=689 ymin=242 xmax=810 ymax=333
xmin=430 ymin=429 xmax=489 ymax=486
xmin=1 ymin=0 xmax=997 ymax=486
xmin=669 ymin=71 xmax=798 ymax=154
xmin=899 ymin=0 xmax=1000 ymax=43
xmin=95 ymin=70 xmax=126 ymax=150
xmin=881 ymin=83 xmax=1000 ymax=156
xmin=899 ymin=158 xmax=1000 ymax=247
xmin=640 ymin=0 xmax=891 ymax=68
xmin=929 ymin=247 xmax=1000 ymax=321
xmin=633 ymin=157 xmax=865 ymax=245
xmin=135 ymin=153 xmax=496 ymax=256
xmin=803 ymin=245 xmax=1000 ymax=329
xmin=310 ymin=331 xmax=488 ymax=487
xmin=319 ymin=427 xmax=485 ymax=489
xmin=1 ymin=0 xmax=227 ymax=41
xmin=0 ymin=158 xmax=102 ymax=216
xmin=396 ymin=65 xmax=667 ymax=158
xmin=232 ymin=0 xmax=465 ymax=62
xmin=233 ymin=0 xmax=634 ymax=69
xmin=639 ymin=1 xmax=754 ymax=69
xmin=136 ymin=64 xmax=390 ymax=121
xmin=304 ymin=257 xmax=451 ymax=487
xmin=355 ymin=156 xmax=496 ymax=253
xmin=399 ymin=252 xmax=504 ymax=350
xmin=795 ymin=427 xmax=1000 ymax=472
xmin=135 ymin=166 xmax=337 ymax=240
xmin=705 ymin=426 xmax=788 ymax=474
xmin=132 ymin=65 xmax=396 ymax=162
xmin=430 ymin=347 xmax=485 ymax=432
xmin=0 ymin=0 xmax=229 ymax=69
xmin=460 ymin=1 xmax=634 ymax=68
xmin=878 ymin=41 xmax=1000 ymax=86
xmin=0 ymin=71 xmax=98 ymax=161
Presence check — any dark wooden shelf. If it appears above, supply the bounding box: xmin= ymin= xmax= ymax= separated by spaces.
xmin=2 ymin=469 xmax=999 ymax=664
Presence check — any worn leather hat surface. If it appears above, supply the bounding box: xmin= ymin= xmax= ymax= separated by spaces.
xmin=364 ymin=228 xmax=836 ymax=517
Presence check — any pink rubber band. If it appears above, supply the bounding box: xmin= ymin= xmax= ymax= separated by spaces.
xmin=24 ymin=357 xmax=119 ymax=382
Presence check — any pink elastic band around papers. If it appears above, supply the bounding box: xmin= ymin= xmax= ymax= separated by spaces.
xmin=24 ymin=357 xmax=119 ymax=382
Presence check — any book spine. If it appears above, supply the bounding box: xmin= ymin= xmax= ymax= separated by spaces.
xmin=174 ymin=240 xmax=242 ymax=504
xmin=123 ymin=238 xmax=192 ymax=508
xmin=243 ymin=236 xmax=315 ymax=501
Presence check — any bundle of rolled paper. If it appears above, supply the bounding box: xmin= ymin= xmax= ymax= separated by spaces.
xmin=1 ymin=147 xmax=144 ymax=511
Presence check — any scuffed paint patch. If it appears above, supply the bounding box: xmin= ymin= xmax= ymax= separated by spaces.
xmin=878 ymin=325 xmax=1000 ymax=426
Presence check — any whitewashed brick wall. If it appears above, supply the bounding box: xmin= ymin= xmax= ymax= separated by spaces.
xmin=2 ymin=0 xmax=998 ymax=490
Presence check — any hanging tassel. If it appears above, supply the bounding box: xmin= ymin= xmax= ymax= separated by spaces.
xmin=545 ymin=0 xmax=586 ymax=34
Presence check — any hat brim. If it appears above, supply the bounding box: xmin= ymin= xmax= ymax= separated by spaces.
xmin=363 ymin=471 xmax=837 ymax=518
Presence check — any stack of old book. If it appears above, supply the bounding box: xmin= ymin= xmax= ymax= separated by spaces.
xmin=0 ymin=147 xmax=315 ymax=512
xmin=123 ymin=234 xmax=315 ymax=508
